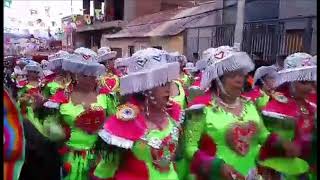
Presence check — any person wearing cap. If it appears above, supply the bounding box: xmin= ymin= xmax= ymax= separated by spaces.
xmin=182 ymin=46 xmax=297 ymax=179
xmin=4 ymin=88 xmax=25 ymax=180
xmin=242 ymin=65 xmax=279 ymax=110
xmin=97 ymin=48 xmax=184 ymax=179
xmin=260 ymin=52 xmax=317 ymax=179
xmin=96 ymin=47 xmax=121 ymax=95
xmin=47 ymin=47 xmax=119 ymax=180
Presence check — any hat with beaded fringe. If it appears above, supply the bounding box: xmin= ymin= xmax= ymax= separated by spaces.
xmin=119 ymin=48 xmax=180 ymax=95
xmin=275 ymin=52 xmax=316 ymax=87
xmin=200 ymin=45 xmax=255 ymax=90
xmin=61 ymin=48 xmax=105 ymax=77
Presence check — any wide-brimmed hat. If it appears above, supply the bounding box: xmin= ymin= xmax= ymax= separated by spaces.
xmin=169 ymin=51 xmax=187 ymax=64
xmin=119 ymin=48 xmax=180 ymax=95
xmin=253 ymin=65 xmax=278 ymax=87
xmin=73 ymin=47 xmax=97 ymax=61
xmin=200 ymin=46 xmax=255 ymax=89
xmin=276 ymin=52 xmax=316 ymax=87
xmin=183 ymin=62 xmax=197 ymax=72
xmin=195 ymin=59 xmax=207 ymax=72
xmin=96 ymin=47 xmax=117 ymax=63
xmin=47 ymin=50 xmax=70 ymax=71
xmin=23 ymin=60 xmax=44 ymax=76
xmin=62 ymin=53 xmax=106 ymax=77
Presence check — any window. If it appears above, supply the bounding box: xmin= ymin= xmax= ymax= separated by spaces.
xmin=111 ymin=48 xmax=122 ymax=58
xmin=128 ymin=46 xmax=135 ymax=56
xmin=152 ymin=46 xmax=162 ymax=50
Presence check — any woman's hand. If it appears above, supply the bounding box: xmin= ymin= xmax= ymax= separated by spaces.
xmin=221 ymin=164 xmax=245 ymax=180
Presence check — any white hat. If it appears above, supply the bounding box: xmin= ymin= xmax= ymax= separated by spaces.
xmin=119 ymin=48 xmax=180 ymax=95
xmin=195 ymin=59 xmax=207 ymax=71
xmin=47 ymin=50 xmax=70 ymax=71
xmin=74 ymin=47 xmax=97 ymax=61
xmin=23 ymin=60 xmax=44 ymax=76
xmin=276 ymin=52 xmax=316 ymax=87
xmin=13 ymin=66 xmax=27 ymax=75
xmin=169 ymin=52 xmax=187 ymax=64
xmin=253 ymin=65 xmax=278 ymax=87
xmin=200 ymin=46 xmax=255 ymax=90
xmin=183 ymin=62 xmax=196 ymax=72
xmin=62 ymin=54 xmax=106 ymax=77
xmin=97 ymin=47 xmax=117 ymax=63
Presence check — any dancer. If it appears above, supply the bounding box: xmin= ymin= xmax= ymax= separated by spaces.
xmin=55 ymin=48 xmax=119 ymax=180
xmin=260 ymin=52 xmax=316 ymax=179
xmin=98 ymin=48 xmax=184 ymax=179
xmin=96 ymin=47 xmax=120 ymax=95
xmin=242 ymin=65 xmax=278 ymax=110
xmin=183 ymin=46 xmax=296 ymax=179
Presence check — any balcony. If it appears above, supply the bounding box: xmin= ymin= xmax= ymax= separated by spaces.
xmin=76 ymin=20 xmax=126 ymax=32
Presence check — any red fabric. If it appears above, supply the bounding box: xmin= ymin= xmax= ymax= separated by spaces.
xmin=262 ymin=88 xmax=316 ymax=160
xmin=307 ymin=93 xmax=317 ymax=105
xmin=114 ymin=151 xmax=149 ymax=180
xmin=259 ymin=133 xmax=285 ymax=160
xmin=17 ymin=79 xmax=28 ymax=87
xmin=188 ymin=91 xmax=212 ymax=108
xmin=166 ymin=101 xmax=182 ymax=123
xmin=241 ymin=87 xmax=263 ymax=102
xmin=49 ymin=90 xmax=69 ymax=103
xmin=41 ymin=73 xmax=56 ymax=84
xmin=190 ymin=134 xmax=217 ymax=177
xmin=104 ymin=114 xmax=147 ymax=141
xmin=199 ymin=134 xmax=217 ymax=156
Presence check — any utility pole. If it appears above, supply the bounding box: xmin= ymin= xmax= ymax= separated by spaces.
xmin=233 ymin=0 xmax=246 ymax=51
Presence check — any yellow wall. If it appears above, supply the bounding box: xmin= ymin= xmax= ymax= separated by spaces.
xmin=101 ymin=33 xmax=184 ymax=57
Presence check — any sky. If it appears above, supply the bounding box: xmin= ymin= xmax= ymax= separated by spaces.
xmin=4 ymin=0 xmax=84 ymax=34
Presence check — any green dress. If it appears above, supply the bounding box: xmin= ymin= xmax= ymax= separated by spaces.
xmin=184 ymin=94 xmax=270 ymax=178
xmin=171 ymin=80 xmax=187 ymax=109
xmin=59 ymin=94 xmax=119 ymax=180
xmin=98 ymin=100 xmax=183 ymax=179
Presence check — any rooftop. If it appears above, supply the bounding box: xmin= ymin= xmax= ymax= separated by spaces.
xmin=103 ymin=2 xmax=219 ymax=38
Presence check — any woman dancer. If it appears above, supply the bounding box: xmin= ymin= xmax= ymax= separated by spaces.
xmin=98 ymin=48 xmax=184 ymax=180
xmin=260 ymin=52 xmax=317 ymax=179
xmin=183 ymin=46 xmax=296 ymax=179
xmin=242 ymin=65 xmax=279 ymax=110
xmin=55 ymin=48 xmax=119 ymax=180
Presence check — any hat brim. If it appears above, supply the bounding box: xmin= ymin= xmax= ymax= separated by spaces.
xmin=97 ymin=51 xmax=117 ymax=63
xmin=200 ymin=52 xmax=255 ymax=90
xmin=275 ymin=66 xmax=316 ymax=87
xmin=120 ymin=62 xmax=180 ymax=95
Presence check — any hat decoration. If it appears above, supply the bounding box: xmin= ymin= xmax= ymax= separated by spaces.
xmin=276 ymin=52 xmax=316 ymax=87
xmin=62 ymin=48 xmax=106 ymax=77
xmin=47 ymin=50 xmax=70 ymax=71
xmin=253 ymin=65 xmax=278 ymax=87
xmin=119 ymin=48 xmax=180 ymax=95
xmin=200 ymin=46 xmax=255 ymax=90
xmin=96 ymin=47 xmax=117 ymax=63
